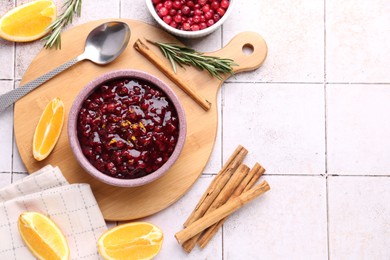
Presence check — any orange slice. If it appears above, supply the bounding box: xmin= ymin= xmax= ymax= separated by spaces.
xmin=33 ymin=97 xmax=65 ymax=161
xmin=0 ymin=0 xmax=56 ymax=42
xmin=18 ymin=212 xmax=70 ymax=260
xmin=98 ymin=222 xmax=164 ymax=260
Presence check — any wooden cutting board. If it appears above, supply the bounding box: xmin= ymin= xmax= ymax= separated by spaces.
xmin=14 ymin=19 xmax=267 ymax=221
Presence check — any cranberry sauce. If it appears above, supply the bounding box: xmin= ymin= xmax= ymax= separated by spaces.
xmin=152 ymin=0 xmax=230 ymax=31
xmin=77 ymin=78 xmax=179 ymax=179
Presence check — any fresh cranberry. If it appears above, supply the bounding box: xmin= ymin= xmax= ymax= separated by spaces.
xmin=164 ymin=0 xmax=173 ymax=9
xmin=158 ymin=6 xmax=169 ymax=16
xmin=155 ymin=3 xmax=163 ymax=10
xmin=186 ymin=1 xmax=194 ymax=8
xmin=220 ymin=0 xmax=229 ymax=9
xmin=205 ymin=11 xmax=213 ymax=19
xmin=207 ymin=19 xmax=215 ymax=26
xmin=199 ymin=22 xmax=207 ymax=29
xmin=191 ymin=24 xmax=200 ymax=31
xmin=198 ymin=0 xmax=207 ymax=6
xmin=182 ymin=22 xmax=191 ymax=30
xmin=172 ymin=0 xmax=182 ymax=9
xmin=216 ymin=7 xmax=225 ymax=16
xmin=210 ymin=1 xmax=219 ymax=10
xmin=194 ymin=9 xmax=202 ymax=16
xmin=193 ymin=15 xmax=200 ymax=23
xmin=202 ymin=4 xmax=210 ymax=13
xmin=163 ymin=15 xmax=173 ymax=24
xmin=174 ymin=14 xmax=182 ymax=23
xmin=213 ymin=13 xmax=220 ymax=22
xmin=181 ymin=5 xmax=191 ymax=15
xmin=169 ymin=8 xmax=177 ymax=16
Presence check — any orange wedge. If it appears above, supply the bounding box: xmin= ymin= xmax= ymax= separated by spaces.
xmin=0 ymin=0 xmax=56 ymax=42
xmin=98 ymin=222 xmax=164 ymax=260
xmin=33 ymin=97 xmax=64 ymax=161
xmin=18 ymin=212 xmax=70 ymax=260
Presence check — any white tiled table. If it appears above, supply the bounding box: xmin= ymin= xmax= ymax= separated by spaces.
xmin=1 ymin=0 xmax=390 ymax=259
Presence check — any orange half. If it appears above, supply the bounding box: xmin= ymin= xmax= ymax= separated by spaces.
xmin=33 ymin=97 xmax=65 ymax=161
xmin=0 ymin=0 xmax=56 ymax=42
xmin=18 ymin=212 xmax=70 ymax=260
xmin=98 ymin=222 xmax=164 ymax=260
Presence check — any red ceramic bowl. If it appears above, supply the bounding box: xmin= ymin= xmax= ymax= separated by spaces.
xmin=68 ymin=69 xmax=186 ymax=187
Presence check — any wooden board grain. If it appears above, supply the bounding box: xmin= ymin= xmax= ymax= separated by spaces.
xmin=14 ymin=19 xmax=267 ymax=221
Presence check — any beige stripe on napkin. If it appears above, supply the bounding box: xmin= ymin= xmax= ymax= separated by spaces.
xmin=0 ymin=166 xmax=107 ymax=260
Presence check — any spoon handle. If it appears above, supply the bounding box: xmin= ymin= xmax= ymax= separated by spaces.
xmin=0 ymin=58 xmax=79 ymax=113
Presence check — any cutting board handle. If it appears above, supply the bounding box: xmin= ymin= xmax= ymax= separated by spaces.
xmin=207 ymin=31 xmax=268 ymax=75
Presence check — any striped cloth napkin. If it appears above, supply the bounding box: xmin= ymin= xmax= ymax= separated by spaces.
xmin=0 ymin=165 xmax=107 ymax=259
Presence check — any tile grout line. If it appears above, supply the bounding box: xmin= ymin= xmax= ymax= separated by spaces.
xmin=119 ymin=0 xmax=121 ymax=18
xmin=323 ymin=0 xmax=330 ymax=259
xmin=10 ymin=19 xmax=16 ymax=183
xmin=224 ymin=81 xmax=390 ymax=85
xmin=326 ymin=175 xmax=331 ymax=260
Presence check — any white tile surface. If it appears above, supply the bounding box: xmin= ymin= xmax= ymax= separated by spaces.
xmin=11 ymin=172 xmax=28 ymax=183
xmin=1 ymin=0 xmax=390 ymax=259
xmin=327 ymin=84 xmax=390 ymax=174
xmin=328 ymin=176 xmax=390 ymax=259
xmin=121 ymin=0 xmax=157 ymax=24
xmin=224 ymin=176 xmax=327 ymax=259
xmin=0 ymin=81 xmax=13 ymax=173
xmin=0 ymin=173 xmax=11 ymax=188
xmin=326 ymin=0 xmax=390 ymax=83
xmin=0 ymin=1 xmax=14 ymax=80
xmin=72 ymin=0 xmax=120 ymax=26
xmin=223 ymin=0 xmax=324 ymax=83
xmin=223 ymin=83 xmax=325 ymax=174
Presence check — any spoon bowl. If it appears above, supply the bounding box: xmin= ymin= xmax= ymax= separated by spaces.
xmin=81 ymin=21 xmax=131 ymax=64
xmin=0 ymin=21 xmax=131 ymax=113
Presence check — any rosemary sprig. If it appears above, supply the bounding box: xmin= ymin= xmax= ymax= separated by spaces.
xmin=43 ymin=0 xmax=82 ymax=49
xmin=147 ymin=40 xmax=238 ymax=80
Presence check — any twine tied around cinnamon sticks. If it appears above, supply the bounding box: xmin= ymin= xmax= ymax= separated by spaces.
xmin=174 ymin=145 xmax=270 ymax=252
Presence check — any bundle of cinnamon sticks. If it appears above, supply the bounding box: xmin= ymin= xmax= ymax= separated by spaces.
xmin=175 ymin=145 xmax=270 ymax=252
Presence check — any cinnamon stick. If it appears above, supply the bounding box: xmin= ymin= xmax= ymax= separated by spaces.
xmin=182 ymin=164 xmax=250 ymax=252
xmin=175 ymin=181 xmax=271 ymax=245
xmin=183 ymin=145 xmax=248 ymax=227
xmin=198 ymin=163 xmax=265 ymax=248
xmin=134 ymin=39 xmax=211 ymax=111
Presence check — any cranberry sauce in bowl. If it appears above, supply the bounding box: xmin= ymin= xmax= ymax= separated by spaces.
xmin=68 ymin=70 xmax=186 ymax=187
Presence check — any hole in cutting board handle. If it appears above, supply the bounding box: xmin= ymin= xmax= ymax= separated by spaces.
xmin=242 ymin=43 xmax=254 ymax=56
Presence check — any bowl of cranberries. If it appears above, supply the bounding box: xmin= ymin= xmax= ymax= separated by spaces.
xmin=146 ymin=0 xmax=233 ymax=38
xmin=68 ymin=70 xmax=186 ymax=187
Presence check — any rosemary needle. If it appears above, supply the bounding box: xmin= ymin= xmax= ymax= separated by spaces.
xmin=43 ymin=0 xmax=82 ymax=49
xmin=147 ymin=40 xmax=238 ymax=80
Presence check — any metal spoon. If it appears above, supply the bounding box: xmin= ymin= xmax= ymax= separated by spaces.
xmin=0 ymin=21 xmax=131 ymax=113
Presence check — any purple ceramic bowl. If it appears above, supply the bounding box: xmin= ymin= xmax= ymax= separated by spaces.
xmin=68 ymin=69 xmax=186 ymax=187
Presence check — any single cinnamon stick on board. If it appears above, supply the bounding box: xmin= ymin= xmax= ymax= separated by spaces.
xmin=183 ymin=145 xmax=248 ymax=227
xmin=134 ymin=39 xmax=211 ymax=111
xmin=175 ymin=180 xmax=270 ymax=245
xmin=182 ymin=164 xmax=250 ymax=252
xmin=198 ymin=163 xmax=266 ymax=248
